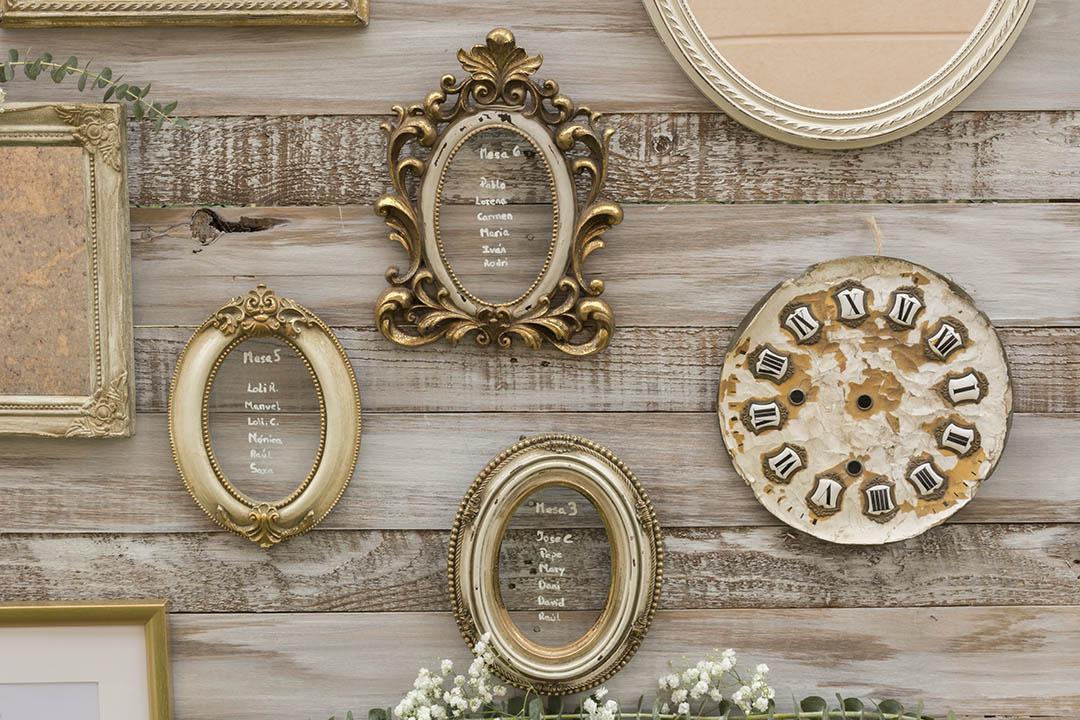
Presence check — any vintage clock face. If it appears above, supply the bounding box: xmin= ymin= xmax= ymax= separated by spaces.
xmin=717 ymin=256 xmax=1012 ymax=544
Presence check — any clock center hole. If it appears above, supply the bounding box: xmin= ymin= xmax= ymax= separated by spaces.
xmin=856 ymin=394 xmax=874 ymax=411
xmin=846 ymin=460 xmax=863 ymax=476
xmin=788 ymin=388 xmax=806 ymax=406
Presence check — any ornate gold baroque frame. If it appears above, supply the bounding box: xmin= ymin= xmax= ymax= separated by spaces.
xmin=375 ymin=28 xmax=623 ymax=356
xmin=642 ymin=0 xmax=1036 ymax=148
xmin=0 ymin=103 xmax=134 ymax=438
xmin=0 ymin=600 xmax=172 ymax=720
xmin=168 ymin=286 xmax=361 ymax=548
xmin=448 ymin=434 xmax=663 ymax=695
xmin=0 ymin=0 xmax=366 ymax=26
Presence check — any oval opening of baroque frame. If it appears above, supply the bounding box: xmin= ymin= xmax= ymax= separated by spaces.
xmin=448 ymin=434 xmax=663 ymax=695
xmin=168 ymin=285 xmax=362 ymax=548
xmin=375 ymin=28 xmax=623 ymax=356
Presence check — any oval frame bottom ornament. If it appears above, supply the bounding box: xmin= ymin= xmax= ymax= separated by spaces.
xmin=448 ymin=434 xmax=663 ymax=695
xmin=169 ymin=285 xmax=362 ymax=548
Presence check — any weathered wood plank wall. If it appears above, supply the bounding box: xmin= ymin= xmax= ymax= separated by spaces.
xmin=1 ymin=1 xmax=1078 ymax=718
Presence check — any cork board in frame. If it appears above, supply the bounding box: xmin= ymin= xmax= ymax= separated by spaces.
xmin=0 ymin=0 xmax=366 ymax=26
xmin=0 ymin=103 xmax=134 ymax=438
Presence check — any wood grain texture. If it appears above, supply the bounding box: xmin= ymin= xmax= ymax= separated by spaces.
xmin=133 ymin=325 xmax=1080 ymax=414
xmin=129 ymin=203 xmax=1080 ymax=327
xmin=2 ymin=523 xmax=1076 ymax=612
xmin=166 ymin=608 xmax=1080 ymax=719
xmin=123 ymin=111 xmax=1080 ymax=207
xmin=0 ymin=412 xmax=1075 ymax=533
xmin=0 ymin=0 xmax=1075 ymax=115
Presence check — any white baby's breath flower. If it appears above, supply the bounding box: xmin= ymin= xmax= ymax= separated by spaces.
xmin=677 ymin=702 xmax=690 ymax=716
xmin=595 ymin=687 xmax=608 ymax=700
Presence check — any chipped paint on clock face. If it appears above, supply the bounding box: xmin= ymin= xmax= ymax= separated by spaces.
xmin=717 ymin=256 xmax=1013 ymax=544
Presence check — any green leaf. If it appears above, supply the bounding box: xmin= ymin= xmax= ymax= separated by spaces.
xmin=78 ymin=72 xmax=88 ymax=91
xmin=132 ymin=101 xmax=145 ymax=119
xmin=800 ymin=697 xmax=828 ymax=716
xmin=7 ymin=49 xmax=18 ymax=63
xmin=841 ymin=698 xmax=863 ymax=712
xmin=651 ymin=697 xmax=661 ymax=720
xmin=24 ymin=60 xmax=42 ymax=80
xmin=368 ymin=709 xmax=387 ymax=720
xmin=507 ymin=695 xmax=526 ymax=717
xmin=161 ymin=100 xmax=178 ymax=115
xmin=877 ymin=700 xmax=904 ymax=718
xmin=528 ymin=697 xmax=544 ymax=720
xmin=95 ymin=66 xmax=112 ymax=89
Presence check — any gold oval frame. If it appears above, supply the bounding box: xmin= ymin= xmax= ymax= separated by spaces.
xmin=168 ymin=285 xmax=362 ymax=548
xmin=375 ymin=28 xmax=623 ymax=357
xmin=643 ymin=0 xmax=1037 ymax=149
xmin=448 ymin=434 xmax=663 ymax=695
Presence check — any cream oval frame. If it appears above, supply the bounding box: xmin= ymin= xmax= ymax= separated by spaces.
xmin=448 ymin=434 xmax=663 ymax=695
xmin=643 ymin=0 xmax=1037 ymax=148
xmin=168 ymin=285 xmax=361 ymax=548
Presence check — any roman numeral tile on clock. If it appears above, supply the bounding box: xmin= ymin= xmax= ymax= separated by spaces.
xmin=716 ymin=256 xmax=1012 ymax=545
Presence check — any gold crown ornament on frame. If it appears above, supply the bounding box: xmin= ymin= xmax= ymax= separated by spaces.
xmin=374 ymin=28 xmax=623 ymax=357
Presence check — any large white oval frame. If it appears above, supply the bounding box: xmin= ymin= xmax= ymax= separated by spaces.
xmin=448 ymin=435 xmax=663 ymax=695
xmin=420 ymin=110 xmax=575 ymax=319
xmin=643 ymin=0 xmax=1037 ymax=148
xmin=169 ymin=285 xmax=361 ymax=548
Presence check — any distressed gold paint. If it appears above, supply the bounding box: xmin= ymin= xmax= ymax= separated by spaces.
xmin=846 ymin=367 xmax=903 ymax=420
xmin=717 ymin=257 xmax=1011 ymax=544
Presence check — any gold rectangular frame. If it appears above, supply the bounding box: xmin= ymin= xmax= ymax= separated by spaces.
xmin=0 ymin=0 xmax=366 ymax=25
xmin=0 ymin=599 xmax=172 ymax=720
xmin=0 ymin=102 xmax=135 ymax=438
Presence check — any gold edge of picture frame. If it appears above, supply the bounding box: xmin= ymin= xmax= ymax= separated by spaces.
xmin=0 ymin=0 xmax=367 ymax=26
xmin=0 ymin=599 xmax=172 ymax=720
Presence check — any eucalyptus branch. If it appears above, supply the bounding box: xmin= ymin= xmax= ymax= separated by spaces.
xmin=0 ymin=49 xmax=186 ymax=129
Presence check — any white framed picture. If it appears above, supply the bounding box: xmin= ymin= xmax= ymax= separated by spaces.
xmin=0 ymin=601 xmax=171 ymax=720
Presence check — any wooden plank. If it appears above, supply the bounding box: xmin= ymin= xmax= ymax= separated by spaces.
xmin=167 ymin=608 xmax=1080 ymax=719
xmin=0 ymin=412 xmax=1074 ymax=533
xmin=122 ymin=111 xmax=1080 ymax=207
xmin=134 ymin=325 xmax=1080 ymax=415
xmin=0 ymin=0 xmax=1073 ymax=115
xmin=129 ymin=203 xmax=1080 ymax=327
xmin=2 ymin=524 xmax=1076 ymax=612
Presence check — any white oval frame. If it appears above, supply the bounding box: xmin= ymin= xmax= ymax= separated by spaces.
xmin=643 ymin=0 xmax=1037 ymax=148
xmin=169 ymin=285 xmax=361 ymax=548
xmin=421 ymin=110 xmax=574 ymax=317
xmin=448 ymin=434 xmax=663 ymax=695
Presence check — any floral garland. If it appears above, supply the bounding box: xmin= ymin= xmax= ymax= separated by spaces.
xmin=331 ymin=636 xmax=935 ymax=720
